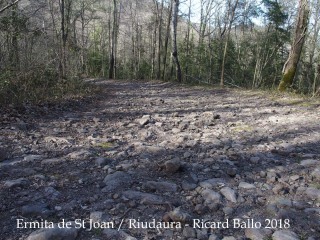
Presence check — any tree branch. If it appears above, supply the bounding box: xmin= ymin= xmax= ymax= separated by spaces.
xmin=0 ymin=0 xmax=22 ymax=14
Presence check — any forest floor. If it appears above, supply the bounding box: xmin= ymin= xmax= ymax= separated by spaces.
xmin=0 ymin=79 xmax=320 ymax=240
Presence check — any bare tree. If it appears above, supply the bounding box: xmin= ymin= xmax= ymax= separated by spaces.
xmin=220 ymin=0 xmax=239 ymax=86
xmin=184 ymin=0 xmax=192 ymax=81
xmin=59 ymin=0 xmax=73 ymax=79
xmin=162 ymin=0 xmax=172 ymax=80
xmin=157 ymin=0 xmax=164 ymax=79
xmin=308 ymin=0 xmax=320 ymax=94
xmin=278 ymin=0 xmax=309 ymax=91
xmin=0 ymin=0 xmax=22 ymax=14
xmin=152 ymin=0 xmax=164 ymax=79
xmin=171 ymin=0 xmax=182 ymax=82
xmin=9 ymin=0 xmax=20 ymax=70
xmin=109 ymin=0 xmax=117 ymax=79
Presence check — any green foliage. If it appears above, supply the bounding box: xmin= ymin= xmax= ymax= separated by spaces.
xmin=179 ymin=36 xmax=239 ymax=86
xmin=236 ymin=0 xmax=262 ymax=26
xmin=86 ymin=24 xmax=106 ymax=77
xmin=87 ymin=50 xmax=104 ymax=77
xmin=114 ymin=62 xmax=129 ymax=79
xmin=137 ymin=60 xmax=152 ymax=79
xmin=262 ymin=0 xmax=288 ymax=29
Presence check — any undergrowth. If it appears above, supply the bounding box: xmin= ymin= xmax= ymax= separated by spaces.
xmin=0 ymin=66 xmax=100 ymax=106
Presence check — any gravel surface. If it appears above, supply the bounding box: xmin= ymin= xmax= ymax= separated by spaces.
xmin=0 ymin=79 xmax=320 ymax=240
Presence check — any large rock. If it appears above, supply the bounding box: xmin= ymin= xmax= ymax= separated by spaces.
xmin=270 ymin=197 xmax=293 ymax=208
xmin=208 ymin=234 xmax=219 ymax=240
xmin=95 ymin=157 xmax=110 ymax=167
xmin=266 ymin=171 xmax=280 ymax=183
xmin=305 ymin=187 xmax=320 ymax=201
xmin=90 ymin=211 xmax=111 ymax=223
xmin=168 ymin=207 xmax=191 ymax=223
xmin=122 ymin=190 xmax=164 ymax=205
xmin=222 ymin=237 xmax=236 ymax=240
xmin=21 ymin=203 xmax=53 ymax=218
xmin=0 ymin=147 xmax=8 ymax=161
xmin=41 ymin=158 xmax=65 ymax=165
xmin=136 ymin=115 xmax=151 ymax=126
xmin=102 ymin=171 xmax=132 ymax=192
xmin=199 ymin=178 xmax=226 ymax=189
xmin=201 ymin=189 xmax=221 ymax=204
xmin=67 ymin=150 xmax=92 ymax=160
xmin=181 ymin=181 xmax=197 ymax=191
xmin=220 ymin=187 xmax=237 ymax=203
xmin=311 ymin=169 xmax=320 ymax=180
xmin=102 ymin=229 xmax=123 ymax=239
xmin=245 ymin=228 xmax=272 ymax=240
xmin=44 ymin=187 xmax=61 ymax=200
xmin=239 ymin=182 xmax=256 ymax=189
xmin=164 ymin=158 xmax=181 ymax=173
xmin=103 ymin=229 xmax=137 ymax=240
xmin=272 ymin=230 xmax=299 ymax=240
xmin=250 ymin=156 xmax=260 ymax=164
xmin=26 ymin=223 xmax=78 ymax=240
xmin=3 ymin=178 xmax=29 ymax=188
xmin=144 ymin=181 xmax=178 ymax=192
xmin=196 ymin=229 xmax=208 ymax=240
xmin=182 ymin=226 xmax=196 ymax=238
xmin=24 ymin=155 xmax=43 ymax=162
xmin=300 ymin=159 xmax=319 ymax=167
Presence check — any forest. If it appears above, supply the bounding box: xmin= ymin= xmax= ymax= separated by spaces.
xmin=0 ymin=0 xmax=319 ymax=104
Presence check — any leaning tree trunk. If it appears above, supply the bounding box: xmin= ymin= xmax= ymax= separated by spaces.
xmin=171 ymin=0 xmax=182 ymax=82
xmin=278 ymin=0 xmax=309 ymax=91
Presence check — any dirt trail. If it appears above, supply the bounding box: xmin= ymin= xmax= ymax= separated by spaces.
xmin=0 ymin=80 xmax=320 ymax=240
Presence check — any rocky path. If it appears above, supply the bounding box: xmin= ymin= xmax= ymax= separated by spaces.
xmin=0 ymin=79 xmax=320 ymax=240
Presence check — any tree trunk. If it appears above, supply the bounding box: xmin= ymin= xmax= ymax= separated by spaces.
xmin=109 ymin=0 xmax=117 ymax=79
xmin=59 ymin=0 xmax=72 ymax=79
xmin=309 ymin=0 xmax=320 ymax=94
xmin=278 ymin=0 xmax=309 ymax=91
xmin=154 ymin=0 xmax=163 ymax=79
xmin=157 ymin=0 xmax=163 ymax=79
xmin=80 ymin=1 xmax=86 ymax=75
xmin=171 ymin=0 xmax=182 ymax=82
xmin=113 ymin=2 xmax=121 ymax=79
xmin=185 ymin=0 xmax=191 ymax=82
xmin=0 ymin=0 xmax=21 ymax=14
xmin=151 ymin=3 xmax=158 ymax=79
xmin=162 ymin=1 xmax=172 ymax=81
xmin=9 ymin=0 xmax=19 ymax=70
xmin=220 ymin=36 xmax=229 ymax=86
xmin=220 ymin=0 xmax=239 ymax=86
